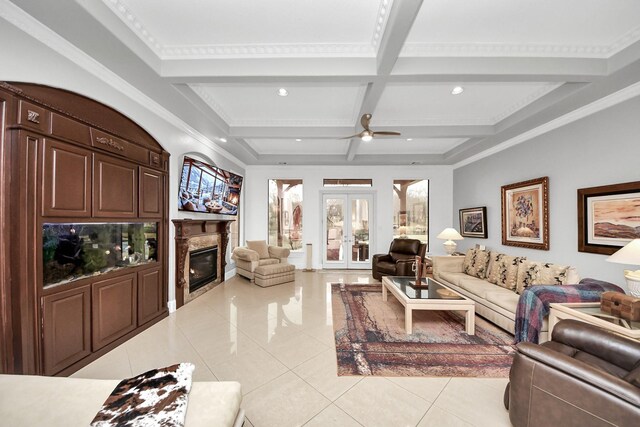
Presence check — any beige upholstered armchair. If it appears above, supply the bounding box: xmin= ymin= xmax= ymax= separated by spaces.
xmin=232 ymin=240 xmax=290 ymax=282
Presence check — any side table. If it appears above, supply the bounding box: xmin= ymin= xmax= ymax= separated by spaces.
xmin=549 ymin=302 xmax=640 ymax=341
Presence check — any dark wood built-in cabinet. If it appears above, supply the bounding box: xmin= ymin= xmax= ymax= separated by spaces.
xmin=0 ymin=82 xmax=170 ymax=376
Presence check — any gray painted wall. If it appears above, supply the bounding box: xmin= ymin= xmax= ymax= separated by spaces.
xmin=453 ymin=96 xmax=640 ymax=289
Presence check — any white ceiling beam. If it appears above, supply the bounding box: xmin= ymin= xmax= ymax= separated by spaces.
xmin=230 ymin=126 xmax=355 ymax=139
xmin=392 ymin=57 xmax=607 ymax=82
xmin=233 ymin=138 xmax=259 ymax=160
xmin=346 ymin=0 xmax=424 ymax=161
xmin=164 ymin=75 xmax=379 ymax=84
xmin=161 ymin=57 xmax=376 ymax=78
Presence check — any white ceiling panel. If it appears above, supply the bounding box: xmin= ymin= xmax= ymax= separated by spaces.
xmin=103 ymin=0 xmax=392 ymax=58
xmin=246 ymin=139 xmax=347 ymax=155
xmin=357 ymin=138 xmax=467 ymax=155
xmin=192 ymin=84 xmax=367 ymax=126
xmin=403 ymin=0 xmax=640 ymax=57
xmin=373 ymin=82 xmax=561 ymax=126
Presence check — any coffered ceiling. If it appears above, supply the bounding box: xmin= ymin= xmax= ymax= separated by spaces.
xmin=8 ymin=0 xmax=640 ymax=166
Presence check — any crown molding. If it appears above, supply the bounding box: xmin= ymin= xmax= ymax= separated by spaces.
xmin=489 ymin=83 xmax=562 ymax=123
xmin=102 ymin=0 xmax=392 ymax=60
xmin=1 ymin=0 xmax=246 ymax=168
xmin=189 ymin=85 xmax=233 ymax=125
xmin=453 ymin=81 xmax=640 ymax=169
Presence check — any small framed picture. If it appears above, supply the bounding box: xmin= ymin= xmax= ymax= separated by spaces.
xmin=459 ymin=207 xmax=488 ymax=238
xmin=578 ymin=180 xmax=640 ymax=255
xmin=501 ymin=176 xmax=549 ymax=250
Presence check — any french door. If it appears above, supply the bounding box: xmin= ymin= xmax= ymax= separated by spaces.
xmin=322 ymin=193 xmax=373 ymax=269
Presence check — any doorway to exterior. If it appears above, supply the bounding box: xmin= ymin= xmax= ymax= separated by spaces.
xmin=322 ymin=193 xmax=373 ymax=269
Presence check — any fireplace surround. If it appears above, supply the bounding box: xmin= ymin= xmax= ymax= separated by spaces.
xmin=172 ymin=219 xmax=234 ymax=308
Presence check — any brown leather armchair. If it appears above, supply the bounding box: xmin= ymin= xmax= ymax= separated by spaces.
xmin=504 ymin=319 xmax=640 ymax=427
xmin=372 ymin=238 xmax=426 ymax=280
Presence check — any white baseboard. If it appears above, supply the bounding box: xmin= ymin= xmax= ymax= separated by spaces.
xmin=167 ymin=300 xmax=177 ymax=313
xmin=226 ymin=267 xmax=237 ymax=278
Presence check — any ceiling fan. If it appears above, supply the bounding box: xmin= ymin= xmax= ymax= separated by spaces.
xmin=341 ymin=114 xmax=401 ymax=142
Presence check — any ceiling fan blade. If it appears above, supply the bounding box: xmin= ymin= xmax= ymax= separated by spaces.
xmin=372 ymin=131 xmax=401 ymax=136
xmin=360 ymin=114 xmax=372 ymax=131
xmin=340 ymin=133 xmax=363 ymax=140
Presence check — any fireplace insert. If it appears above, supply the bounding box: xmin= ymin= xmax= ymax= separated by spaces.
xmin=189 ymin=246 xmax=218 ymax=293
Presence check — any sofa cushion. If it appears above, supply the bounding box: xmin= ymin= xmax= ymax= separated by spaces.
xmin=516 ymin=260 xmax=569 ymax=294
xmin=389 ymin=239 xmax=421 ymax=262
xmin=258 ymin=258 xmax=279 ymax=267
xmin=486 ymin=290 xmax=520 ymax=314
xmin=246 ymin=240 xmax=270 ymax=259
xmin=457 ymin=277 xmax=499 ymax=299
xmin=487 ymin=254 xmax=526 ymax=290
xmin=462 ymin=248 xmax=491 ymax=279
xmin=438 ymin=271 xmax=468 ymax=286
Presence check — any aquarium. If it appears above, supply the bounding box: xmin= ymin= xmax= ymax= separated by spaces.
xmin=42 ymin=222 xmax=158 ymax=288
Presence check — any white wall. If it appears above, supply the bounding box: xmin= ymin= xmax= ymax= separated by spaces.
xmin=244 ymin=165 xmax=454 ymax=269
xmin=453 ymin=96 xmax=640 ymax=289
xmin=0 ymin=17 xmax=245 ymax=307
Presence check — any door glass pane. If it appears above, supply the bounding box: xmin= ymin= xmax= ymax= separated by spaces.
xmin=351 ymin=198 xmax=370 ymax=262
xmin=326 ymin=198 xmax=344 ymax=261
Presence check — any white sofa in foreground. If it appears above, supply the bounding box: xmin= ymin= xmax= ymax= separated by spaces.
xmin=0 ymin=375 xmax=244 ymax=427
xmin=433 ymin=250 xmax=579 ymax=343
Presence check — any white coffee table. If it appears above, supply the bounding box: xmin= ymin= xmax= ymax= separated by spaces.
xmin=549 ymin=302 xmax=640 ymax=341
xmin=382 ymin=276 xmax=476 ymax=335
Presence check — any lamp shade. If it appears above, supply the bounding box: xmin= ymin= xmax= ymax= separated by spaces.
xmin=606 ymin=239 xmax=640 ymax=266
xmin=437 ymin=228 xmax=464 ymax=241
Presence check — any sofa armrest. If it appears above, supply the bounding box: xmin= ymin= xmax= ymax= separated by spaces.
xmin=517 ymin=342 xmax=640 ymax=406
xmin=372 ymin=253 xmax=392 ymax=263
xmin=432 ymin=256 xmax=464 ymax=278
xmin=268 ymin=246 xmax=290 ymax=260
xmin=396 ymin=258 xmax=417 ymax=276
xmin=232 ymin=247 xmax=259 ymax=262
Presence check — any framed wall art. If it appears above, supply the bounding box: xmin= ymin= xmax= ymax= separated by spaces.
xmin=459 ymin=206 xmax=488 ymax=238
xmin=578 ymin=180 xmax=640 ymax=255
xmin=501 ymin=176 xmax=549 ymax=250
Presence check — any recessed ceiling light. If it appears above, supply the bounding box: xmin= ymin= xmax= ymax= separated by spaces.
xmin=219 ymin=137 xmax=227 ymax=143
xmin=295 ymin=138 xmax=302 ymax=142
xmin=407 ymin=138 xmax=413 ymax=141
xmin=277 ymin=88 xmax=288 ymax=97
xmin=451 ymin=86 xmax=464 ymax=95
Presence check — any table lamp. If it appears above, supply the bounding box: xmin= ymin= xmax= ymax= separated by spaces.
xmin=606 ymin=238 xmax=640 ymax=297
xmin=437 ymin=228 xmax=464 ymax=255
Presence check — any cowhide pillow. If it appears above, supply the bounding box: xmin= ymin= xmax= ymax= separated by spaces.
xmin=91 ymin=362 xmax=194 ymax=427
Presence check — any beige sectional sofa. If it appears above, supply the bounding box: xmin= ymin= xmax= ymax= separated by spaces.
xmin=433 ymin=250 xmax=579 ymax=343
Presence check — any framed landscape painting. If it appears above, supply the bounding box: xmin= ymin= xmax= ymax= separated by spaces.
xmin=501 ymin=176 xmax=549 ymax=250
xmin=578 ymin=180 xmax=640 ymax=255
xmin=459 ymin=207 xmax=487 ymax=238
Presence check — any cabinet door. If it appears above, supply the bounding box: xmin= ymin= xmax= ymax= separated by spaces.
xmin=138 ymin=267 xmax=164 ymax=325
xmin=42 ymin=285 xmax=91 ymax=375
xmin=93 ymin=154 xmax=137 ymax=218
xmin=42 ymin=139 xmax=92 ymax=217
xmin=92 ymin=273 xmax=137 ymax=350
xmin=139 ymin=167 xmax=163 ymax=218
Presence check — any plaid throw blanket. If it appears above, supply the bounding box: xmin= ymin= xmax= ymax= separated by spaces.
xmin=514 ymin=278 xmax=624 ymax=343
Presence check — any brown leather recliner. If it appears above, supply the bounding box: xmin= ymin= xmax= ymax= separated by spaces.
xmin=504 ymin=319 xmax=640 ymax=427
xmin=372 ymin=238 xmax=426 ymax=280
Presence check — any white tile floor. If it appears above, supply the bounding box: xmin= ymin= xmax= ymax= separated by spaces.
xmin=72 ymin=271 xmax=512 ymax=427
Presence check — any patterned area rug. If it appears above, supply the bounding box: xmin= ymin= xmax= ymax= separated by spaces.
xmin=332 ymin=283 xmax=515 ymax=377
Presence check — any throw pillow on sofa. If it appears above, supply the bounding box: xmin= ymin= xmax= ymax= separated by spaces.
xmin=487 ymin=254 xmax=526 ymax=290
xmin=462 ymin=248 xmax=490 ymax=279
xmin=516 ymin=261 xmax=569 ymax=294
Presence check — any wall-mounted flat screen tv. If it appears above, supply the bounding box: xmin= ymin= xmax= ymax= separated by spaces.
xmin=178 ymin=156 xmax=243 ymax=215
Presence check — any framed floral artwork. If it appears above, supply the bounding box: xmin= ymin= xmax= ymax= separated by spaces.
xmin=459 ymin=206 xmax=488 ymax=238
xmin=501 ymin=177 xmax=549 ymax=250
xmin=578 ymin=180 xmax=640 ymax=255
